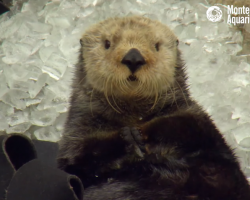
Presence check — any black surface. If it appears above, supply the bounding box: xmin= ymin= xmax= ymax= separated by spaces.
xmin=0 ymin=135 xmax=14 ymax=200
xmin=6 ymin=159 xmax=84 ymax=200
xmin=0 ymin=134 xmax=60 ymax=200
xmin=0 ymin=2 xmax=9 ymax=15
xmin=0 ymin=134 xmax=37 ymax=200
xmin=32 ymin=139 xmax=58 ymax=168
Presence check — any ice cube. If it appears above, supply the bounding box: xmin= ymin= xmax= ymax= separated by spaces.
xmin=25 ymin=98 xmax=42 ymax=107
xmin=54 ymin=113 xmax=67 ymax=132
xmin=42 ymin=1 xmax=60 ymax=18
xmin=30 ymin=106 xmax=59 ymax=126
xmin=39 ymin=45 xmax=58 ymax=63
xmin=23 ymin=0 xmax=50 ymax=13
xmin=7 ymin=80 xmax=31 ymax=92
xmin=0 ymin=72 xmax=8 ymax=99
xmin=45 ymin=67 xmax=72 ymax=99
xmin=239 ymin=138 xmax=250 ymax=151
xmin=27 ymin=21 xmax=52 ymax=33
xmin=109 ymin=0 xmax=132 ymax=16
xmin=44 ymin=29 xmax=62 ymax=47
xmin=29 ymin=73 xmax=48 ymax=98
xmin=6 ymin=122 xmax=31 ymax=134
xmin=0 ymin=113 xmax=8 ymax=131
xmin=59 ymin=33 xmax=80 ymax=65
xmin=42 ymin=52 xmax=67 ymax=80
xmin=47 ymin=16 xmax=74 ymax=29
xmin=6 ymin=109 xmax=29 ymax=126
xmin=75 ymin=0 xmax=95 ymax=8
xmin=36 ymin=88 xmax=55 ymax=110
xmin=1 ymin=89 xmax=30 ymax=110
xmin=58 ymin=0 xmax=81 ymax=17
xmin=231 ymin=123 xmax=250 ymax=148
xmin=229 ymin=73 xmax=250 ymax=87
xmin=2 ymin=41 xmax=22 ymax=64
xmin=0 ymin=14 xmax=23 ymax=39
xmin=26 ymin=64 xmax=43 ymax=81
xmin=3 ymin=64 xmax=29 ymax=81
xmin=2 ymin=41 xmax=32 ymax=64
xmin=210 ymin=105 xmax=238 ymax=133
xmin=0 ymin=102 xmax=14 ymax=117
xmin=34 ymin=126 xmax=61 ymax=142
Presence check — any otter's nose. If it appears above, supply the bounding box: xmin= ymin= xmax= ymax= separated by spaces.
xmin=121 ymin=48 xmax=146 ymax=73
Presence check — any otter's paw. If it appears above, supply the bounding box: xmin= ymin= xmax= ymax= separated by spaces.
xmin=131 ymin=127 xmax=145 ymax=152
xmin=120 ymin=127 xmax=136 ymax=145
xmin=120 ymin=127 xmax=146 ymax=154
xmin=120 ymin=127 xmax=138 ymax=156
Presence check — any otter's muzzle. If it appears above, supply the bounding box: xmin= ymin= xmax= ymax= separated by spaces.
xmin=121 ymin=48 xmax=146 ymax=73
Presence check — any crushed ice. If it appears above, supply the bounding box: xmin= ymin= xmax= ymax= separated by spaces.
xmin=0 ymin=0 xmax=250 ymax=179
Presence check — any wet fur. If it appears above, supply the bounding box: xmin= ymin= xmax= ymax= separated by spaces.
xmin=57 ymin=16 xmax=250 ymax=199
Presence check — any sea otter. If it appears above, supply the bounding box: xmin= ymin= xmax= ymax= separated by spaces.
xmin=57 ymin=16 xmax=250 ymax=199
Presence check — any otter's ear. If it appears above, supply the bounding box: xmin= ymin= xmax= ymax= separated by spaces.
xmin=80 ymin=39 xmax=83 ymax=47
xmin=176 ymin=39 xmax=179 ymax=46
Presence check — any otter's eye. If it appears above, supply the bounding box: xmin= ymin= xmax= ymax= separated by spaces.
xmin=105 ymin=40 xmax=111 ymax=49
xmin=176 ymin=39 xmax=179 ymax=46
xmin=155 ymin=42 xmax=159 ymax=51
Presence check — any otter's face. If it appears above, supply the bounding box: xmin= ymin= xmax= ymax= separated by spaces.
xmin=81 ymin=16 xmax=179 ymax=99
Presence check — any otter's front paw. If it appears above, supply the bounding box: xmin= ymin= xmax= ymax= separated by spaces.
xmin=130 ymin=127 xmax=145 ymax=152
xmin=120 ymin=127 xmax=136 ymax=145
xmin=120 ymin=127 xmax=145 ymax=154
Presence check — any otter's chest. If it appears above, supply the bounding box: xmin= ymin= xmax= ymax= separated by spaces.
xmin=114 ymin=111 xmax=159 ymax=127
xmin=102 ymin=101 xmax=172 ymax=127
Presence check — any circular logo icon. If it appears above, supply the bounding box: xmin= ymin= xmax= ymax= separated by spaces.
xmin=206 ymin=6 xmax=222 ymax=22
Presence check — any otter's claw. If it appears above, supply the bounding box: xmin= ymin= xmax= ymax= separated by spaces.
xmin=120 ymin=127 xmax=145 ymax=153
xmin=131 ymin=127 xmax=145 ymax=152
xmin=131 ymin=127 xmax=144 ymax=144
xmin=120 ymin=127 xmax=136 ymax=145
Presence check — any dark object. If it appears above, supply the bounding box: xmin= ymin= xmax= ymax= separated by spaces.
xmin=6 ymin=159 xmax=83 ymax=200
xmin=0 ymin=134 xmax=84 ymax=200
xmin=0 ymin=1 xmax=9 ymax=15
xmin=121 ymin=48 xmax=146 ymax=73
xmin=33 ymin=139 xmax=58 ymax=167
xmin=0 ymin=134 xmax=36 ymax=200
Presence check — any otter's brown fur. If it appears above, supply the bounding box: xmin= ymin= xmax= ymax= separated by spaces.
xmin=57 ymin=16 xmax=250 ymax=200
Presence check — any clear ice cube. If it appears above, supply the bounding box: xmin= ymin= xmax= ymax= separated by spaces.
xmin=42 ymin=53 xmax=67 ymax=80
xmin=30 ymin=106 xmax=59 ymax=126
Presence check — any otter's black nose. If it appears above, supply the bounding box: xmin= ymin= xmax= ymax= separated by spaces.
xmin=121 ymin=48 xmax=146 ymax=73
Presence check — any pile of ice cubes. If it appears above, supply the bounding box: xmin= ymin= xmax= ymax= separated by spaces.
xmin=0 ymin=0 xmax=249 ymax=181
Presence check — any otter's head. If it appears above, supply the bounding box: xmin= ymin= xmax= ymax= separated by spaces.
xmin=80 ymin=16 xmax=179 ymax=101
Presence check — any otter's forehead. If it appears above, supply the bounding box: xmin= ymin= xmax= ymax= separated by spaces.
xmin=82 ymin=16 xmax=177 ymax=44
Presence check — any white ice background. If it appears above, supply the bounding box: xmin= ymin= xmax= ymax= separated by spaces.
xmin=0 ymin=0 xmax=250 ymax=181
